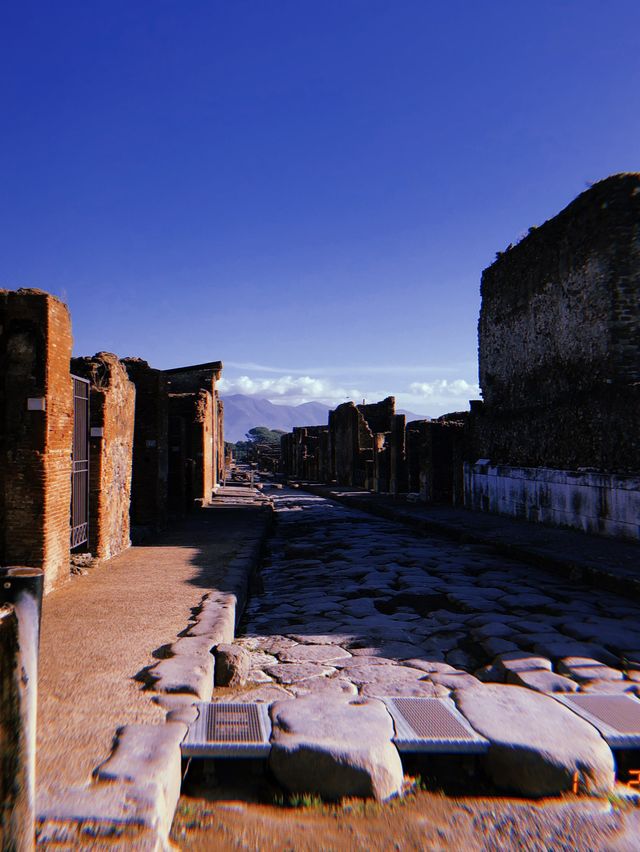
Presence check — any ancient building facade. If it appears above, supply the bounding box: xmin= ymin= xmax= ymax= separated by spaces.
xmin=467 ymin=173 xmax=640 ymax=539
xmin=0 ymin=288 xmax=226 ymax=592
xmin=70 ymin=353 xmax=135 ymax=560
xmin=0 ymin=289 xmax=74 ymax=593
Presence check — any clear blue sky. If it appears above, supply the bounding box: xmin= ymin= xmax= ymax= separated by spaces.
xmin=2 ymin=1 xmax=638 ymax=415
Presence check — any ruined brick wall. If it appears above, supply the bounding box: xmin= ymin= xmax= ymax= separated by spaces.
xmin=71 ymin=353 xmax=135 ymax=560
xmin=0 ymin=289 xmax=73 ymax=593
xmin=167 ymin=391 xmax=212 ymax=511
xmin=122 ymin=359 xmax=169 ymax=532
xmin=476 ymin=173 xmax=640 ymax=472
xmin=164 ymin=361 xmax=222 ymax=489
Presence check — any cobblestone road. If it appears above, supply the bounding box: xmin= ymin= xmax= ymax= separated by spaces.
xmin=233 ymin=490 xmax=640 ymax=701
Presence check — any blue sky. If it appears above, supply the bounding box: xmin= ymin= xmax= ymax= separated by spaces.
xmin=2 ymin=1 xmax=639 ymax=415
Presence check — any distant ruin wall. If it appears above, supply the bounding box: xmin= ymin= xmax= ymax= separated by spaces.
xmin=476 ymin=173 xmax=640 ymax=472
xmin=0 ymin=289 xmax=73 ymax=593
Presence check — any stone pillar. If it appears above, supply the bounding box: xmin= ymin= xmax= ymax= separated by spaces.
xmin=70 ymin=353 xmax=135 ymax=561
xmin=0 ymin=289 xmax=73 ymax=593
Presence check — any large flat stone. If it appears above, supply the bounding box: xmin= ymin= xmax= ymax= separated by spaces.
xmin=508 ymin=669 xmax=579 ymax=693
xmin=263 ymin=663 xmax=336 ymax=684
xmin=269 ymin=695 xmax=403 ymax=800
xmin=277 ymin=645 xmax=352 ymax=664
xmin=454 ymin=684 xmax=615 ymax=796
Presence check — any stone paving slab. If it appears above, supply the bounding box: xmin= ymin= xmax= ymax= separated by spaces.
xmin=300 ymin=483 xmax=640 ymax=599
xmin=218 ymin=486 xmax=640 ymax=799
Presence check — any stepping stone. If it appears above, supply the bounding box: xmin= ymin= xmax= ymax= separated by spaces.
xmin=403 ymin=660 xmax=458 ymax=674
xmin=269 ymin=695 xmax=403 ymax=800
xmin=427 ymin=672 xmax=482 ymax=691
xmin=557 ymin=658 xmax=624 ymax=683
xmin=263 ymin=663 xmax=336 ymax=684
xmin=508 ymin=669 xmax=578 ymax=694
xmin=277 ymin=645 xmax=352 ymax=664
xmin=453 ymin=684 xmax=615 ymax=796
xmin=247 ymin=669 xmax=273 ymax=684
xmin=495 ymin=652 xmax=552 ymax=673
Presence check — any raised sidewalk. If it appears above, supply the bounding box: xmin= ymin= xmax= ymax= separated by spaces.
xmin=36 ymin=485 xmax=271 ymax=848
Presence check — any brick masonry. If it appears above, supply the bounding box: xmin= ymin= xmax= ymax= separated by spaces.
xmin=0 ymin=289 xmax=73 ymax=593
xmin=71 ymin=353 xmax=135 ymax=560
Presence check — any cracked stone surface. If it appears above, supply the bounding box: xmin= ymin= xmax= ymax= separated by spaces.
xmin=210 ymin=489 xmax=640 ymax=794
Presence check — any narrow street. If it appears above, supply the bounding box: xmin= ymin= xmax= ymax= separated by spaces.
xmin=173 ymin=487 xmax=640 ymax=850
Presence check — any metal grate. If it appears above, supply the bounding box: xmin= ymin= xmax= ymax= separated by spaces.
xmin=382 ymin=697 xmax=489 ymax=753
xmin=71 ymin=375 xmax=90 ymax=549
xmin=181 ymin=702 xmax=272 ymax=758
xmin=554 ymin=694 xmax=640 ymax=748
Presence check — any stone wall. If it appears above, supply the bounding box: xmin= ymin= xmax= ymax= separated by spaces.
xmin=71 ymin=353 xmax=136 ymax=560
xmin=0 ymin=289 xmax=74 ymax=593
xmin=476 ymin=173 xmax=640 ymax=472
xmin=167 ymin=391 xmax=214 ymax=512
xmin=465 ymin=461 xmax=640 ymax=541
xmin=122 ymin=358 xmax=169 ymax=533
xmin=164 ymin=361 xmax=222 ymax=491
xmin=405 ymin=414 xmax=468 ymax=504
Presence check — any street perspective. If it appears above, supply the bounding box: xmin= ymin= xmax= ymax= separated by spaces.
xmin=2 ymin=2 xmax=640 ymax=850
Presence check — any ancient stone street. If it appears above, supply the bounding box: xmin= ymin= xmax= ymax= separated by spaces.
xmin=235 ymin=490 xmax=640 ymax=701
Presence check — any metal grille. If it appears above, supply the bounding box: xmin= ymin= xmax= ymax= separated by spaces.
xmin=71 ymin=376 xmax=89 ymax=549
xmin=207 ymin=703 xmax=262 ymax=742
xmin=382 ymin=697 xmax=489 ymax=753
xmin=556 ymin=694 xmax=640 ymax=747
xmin=182 ymin=702 xmax=272 ymax=758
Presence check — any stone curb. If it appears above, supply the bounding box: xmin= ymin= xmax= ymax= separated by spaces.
xmin=36 ymin=504 xmax=274 ymax=849
xmin=301 ymin=485 xmax=640 ymax=600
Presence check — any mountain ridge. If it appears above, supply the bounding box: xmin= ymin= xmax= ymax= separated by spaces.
xmin=221 ymin=393 xmax=428 ymax=442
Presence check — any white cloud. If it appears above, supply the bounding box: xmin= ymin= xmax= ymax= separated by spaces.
xmin=218 ymin=372 xmax=481 ymax=416
xmin=409 ymin=379 xmax=480 ymax=398
xmin=218 ymin=374 xmax=365 ymax=407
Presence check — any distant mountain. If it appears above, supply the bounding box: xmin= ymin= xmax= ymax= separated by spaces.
xmin=221 ymin=394 xmax=430 ymax=442
xmin=221 ymin=395 xmax=331 ymax=442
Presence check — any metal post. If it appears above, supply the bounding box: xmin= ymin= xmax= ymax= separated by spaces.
xmin=0 ymin=567 xmax=44 ymax=852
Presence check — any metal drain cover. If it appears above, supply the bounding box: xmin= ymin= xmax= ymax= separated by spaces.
xmin=554 ymin=694 xmax=640 ymax=748
xmin=181 ymin=702 xmax=272 ymax=757
xmin=382 ymin=697 xmax=489 ymax=753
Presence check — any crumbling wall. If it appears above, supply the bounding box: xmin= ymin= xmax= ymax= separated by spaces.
xmin=0 ymin=289 xmax=73 ymax=593
xmin=475 ymin=173 xmax=640 ymax=472
xmin=216 ymin=395 xmax=225 ymax=484
xmin=329 ymin=402 xmax=373 ymax=486
xmin=406 ymin=413 xmax=468 ymax=504
xmin=164 ymin=361 xmax=223 ymax=489
xmin=123 ymin=358 xmax=169 ymax=533
xmin=167 ymin=391 xmax=213 ymax=511
xmin=71 ymin=353 xmax=135 ymax=560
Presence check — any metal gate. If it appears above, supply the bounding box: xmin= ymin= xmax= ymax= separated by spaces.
xmin=71 ymin=375 xmax=89 ymax=548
